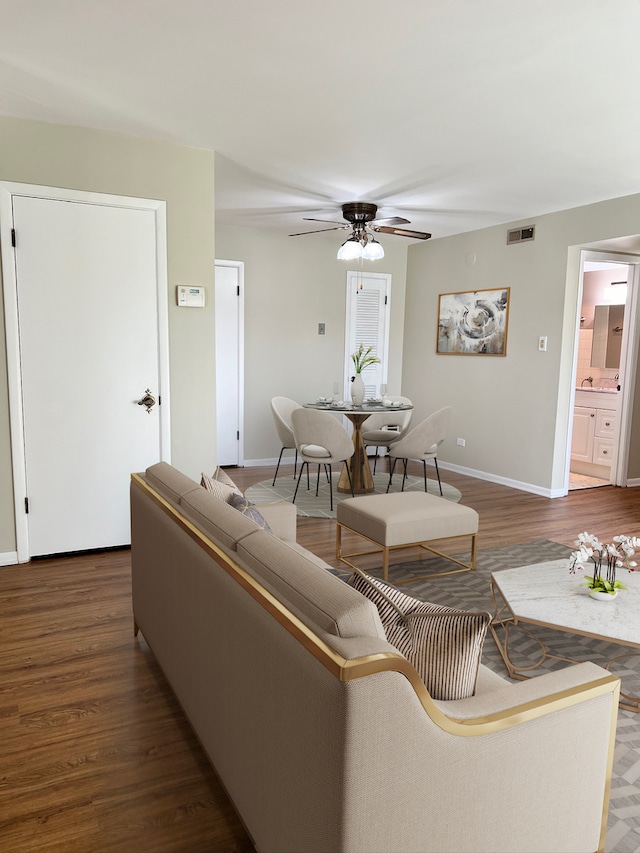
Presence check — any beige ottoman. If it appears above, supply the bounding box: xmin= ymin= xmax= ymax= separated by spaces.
xmin=336 ymin=492 xmax=478 ymax=583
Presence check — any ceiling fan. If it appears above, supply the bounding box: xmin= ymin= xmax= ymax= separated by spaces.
xmin=289 ymin=202 xmax=431 ymax=260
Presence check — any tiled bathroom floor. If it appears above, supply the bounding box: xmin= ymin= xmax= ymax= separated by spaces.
xmin=568 ymin=472 xmax=610 ymax=490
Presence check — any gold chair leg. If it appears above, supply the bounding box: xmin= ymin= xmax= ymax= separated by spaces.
xmin=470 ymin=532 xmax=477 ymax=570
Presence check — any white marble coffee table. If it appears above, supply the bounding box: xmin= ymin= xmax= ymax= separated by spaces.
xmin=490 ymin=558 xmax=640 ymax=711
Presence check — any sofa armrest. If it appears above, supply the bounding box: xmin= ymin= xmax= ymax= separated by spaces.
xmin=257 ymin=501 xmax=297 ymax=542
xmin=434 ymin=660 xmax=615 ymax=719
xmin=340 ymin=661 xmax=618 ymax=852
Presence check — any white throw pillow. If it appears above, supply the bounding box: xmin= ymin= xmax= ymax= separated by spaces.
xmin=200 ymin=472 xmax=235 ymax=503
xmin=213 ymin=466 xmax=243 ymax=495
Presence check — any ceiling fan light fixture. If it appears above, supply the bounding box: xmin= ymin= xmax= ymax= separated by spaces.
xmin=293 ymin=201 xmax=431 ymax=255
xmin=337 ymin=236 xmax=363 ymax=260
xmin=362 ymin=238 xmax=384 ymax=260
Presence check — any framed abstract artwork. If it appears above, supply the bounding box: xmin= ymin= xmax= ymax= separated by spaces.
xmin=436 ymin=287 xmax=510 ymax=356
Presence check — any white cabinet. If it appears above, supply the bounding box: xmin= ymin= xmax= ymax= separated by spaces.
xmin=593 ymin=409 xmax=616 ymax=466
xmin=595 ymin=408 xmax=616 ymax=438
xmin=571 ymin=406 xmax=596 ymax=462
xmin=571 ymin=406 xmax=616 ymax=470
xmin=593 ymin=436 xmax=614 ymax=466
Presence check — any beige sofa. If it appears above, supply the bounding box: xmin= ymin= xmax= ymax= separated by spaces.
xmin=130 ymin=462 xmax=619 ymax=853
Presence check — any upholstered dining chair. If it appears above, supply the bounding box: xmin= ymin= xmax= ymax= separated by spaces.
xmin=291 ymin=408 xmax=354 ymax=512
xmin=386 ymin=406 xmax=452 ymax=495
xmin=270 ymin=397 xmax=302 ymax=486
xmin=361 ymin=396 xmax=413 ymax=474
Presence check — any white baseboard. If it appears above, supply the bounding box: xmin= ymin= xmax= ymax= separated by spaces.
xmin=244 ymin=457 xmax=292 ymax=468
xmin=244 ymin=457 xmax=557 ymax=497
xmin=436 ymin=461 xmax=558 ymax=498
xmin=625 ymin=478 xmax=640 ymax=488
xmin=0 ymin=551 xmax=19 ymax=567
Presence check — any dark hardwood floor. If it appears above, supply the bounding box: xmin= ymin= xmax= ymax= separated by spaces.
xmin=2 ymin=463 xmax=639 ymax=851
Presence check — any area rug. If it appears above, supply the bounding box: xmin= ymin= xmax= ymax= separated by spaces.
xmin=245 ymin=472 xmax=462 ymax=518
xmin=352 ymin=539 xmax=640 ymax=853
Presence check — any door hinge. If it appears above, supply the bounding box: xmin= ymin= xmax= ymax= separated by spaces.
xmin=237 ymin=285 xmax=240 ymax=296
xmin=158 ymin=395 xmax=161 ymax=405
xmin=24 ymin=497 xmax=29 ymax=514
xmin=385 ymin=295 xmax=388 ymax=305
xmin=11 ymin=228 xmax=16 ymax=248
xmin=237 ymin=430 xmax=240 ymax=440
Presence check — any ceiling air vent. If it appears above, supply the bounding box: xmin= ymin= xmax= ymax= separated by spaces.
xmin=507 ymin=225 xmax=535 ymax=245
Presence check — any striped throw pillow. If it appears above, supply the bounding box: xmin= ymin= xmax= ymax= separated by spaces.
xmin=349 ymin=570 xmax=490 ymax=701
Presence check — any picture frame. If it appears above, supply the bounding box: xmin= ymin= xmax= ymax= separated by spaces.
xmin=436 ymin=287 xmax=510 ymax=356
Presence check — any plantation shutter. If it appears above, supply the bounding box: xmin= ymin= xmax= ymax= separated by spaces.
xmin=344 ymin=271 xmax=390 ymax=399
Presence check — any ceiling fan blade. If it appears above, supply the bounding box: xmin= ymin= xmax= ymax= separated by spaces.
xmin=373 ymin=225 xmax=432 ymax=240
xmin=370 ymin=216 xmax=411 ymax=227
xmin=303 ymin=217 xmax=348 ymax=226
xmin=289 ymin=226 xmax=346 ymax=236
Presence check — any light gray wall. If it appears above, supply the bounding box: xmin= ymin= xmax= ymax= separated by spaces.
xmin=403 ymin=194 xmax=640 ymax=494
xmin=4 ymin=117 xmax=639 ymax=559
xmin=0 ymin=116 xmax=216 ymax=556
xmin=215 ymin=224 xmax=409 ymax=463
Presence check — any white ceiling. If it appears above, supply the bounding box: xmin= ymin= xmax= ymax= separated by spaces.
xmin=3 ymin=1 xmax=640 ymax=244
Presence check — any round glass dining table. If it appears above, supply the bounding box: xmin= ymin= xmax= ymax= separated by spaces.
xmin=303 ymin=400 xmax=413 ymax=494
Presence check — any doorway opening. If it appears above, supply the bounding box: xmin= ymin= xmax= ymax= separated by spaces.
xmin=568 ymin=250 xmax=640 ymax=492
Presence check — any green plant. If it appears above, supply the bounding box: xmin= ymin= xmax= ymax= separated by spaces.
xmin=580 ymin=575 xmax=627 ymax=595
xmin=569 ymin=532 xmax=639 ymax=595
xmin=351 ymin=343 xmax=380 ymax=374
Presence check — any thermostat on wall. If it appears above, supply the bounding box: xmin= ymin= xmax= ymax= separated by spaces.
xmin=177 ymin=286 xmax=206 ymax=307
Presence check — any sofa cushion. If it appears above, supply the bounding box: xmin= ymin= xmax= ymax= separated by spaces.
xmin=229 ymin=493 xmax=273 ymax=533
xmin=349 ymin=570 xmax=490 ymax=700
xmin=180 ymin=487 xmax=262 ymax=551
xmin=145 ymin=461 xmax=200 ymax=504
xmin=237 ymin=531 xmax=386 ymax=640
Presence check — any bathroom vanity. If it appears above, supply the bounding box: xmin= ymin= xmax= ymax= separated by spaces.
xmin=571 ymin=388 xmax=618 ymax=478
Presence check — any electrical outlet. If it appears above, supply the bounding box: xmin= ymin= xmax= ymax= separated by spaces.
xmin=318 ymin=323 xmax=325 ymax=335
xmin=538 ymin=335 xmax=547 ymax=352
xmin=456 ymin=437 xmax=465 ymax=447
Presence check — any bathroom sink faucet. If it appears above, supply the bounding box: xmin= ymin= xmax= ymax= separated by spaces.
xmin=581 ymin=377 xmax=593 ymax=387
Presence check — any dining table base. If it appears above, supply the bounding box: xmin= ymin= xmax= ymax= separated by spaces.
xmin=338 ymin=412 xmax=375 ymax=494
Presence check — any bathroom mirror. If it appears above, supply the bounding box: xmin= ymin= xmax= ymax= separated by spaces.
xmin=591 ymin=304 xmax=624 ymax=369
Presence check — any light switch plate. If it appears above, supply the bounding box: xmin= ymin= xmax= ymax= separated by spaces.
xmin=538 ymin=335 xmax=547 ymax=352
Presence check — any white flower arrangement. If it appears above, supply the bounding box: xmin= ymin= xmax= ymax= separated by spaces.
xmin=351 ymin=343 xmax=380 ymax=375
xmin=569 ymin=532 xmax=640 ymax=595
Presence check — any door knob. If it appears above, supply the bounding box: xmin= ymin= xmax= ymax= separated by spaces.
xmin=137 ymin=389 xmax=156 ymax=413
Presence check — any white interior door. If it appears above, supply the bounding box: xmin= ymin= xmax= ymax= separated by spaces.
xmin=2 ymin=187 xmax=169 ymax=557
xmin=215 ymin=260 xmax=244 ymax=466
xmin=344 ymin=270 xmax=391 ymax=398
